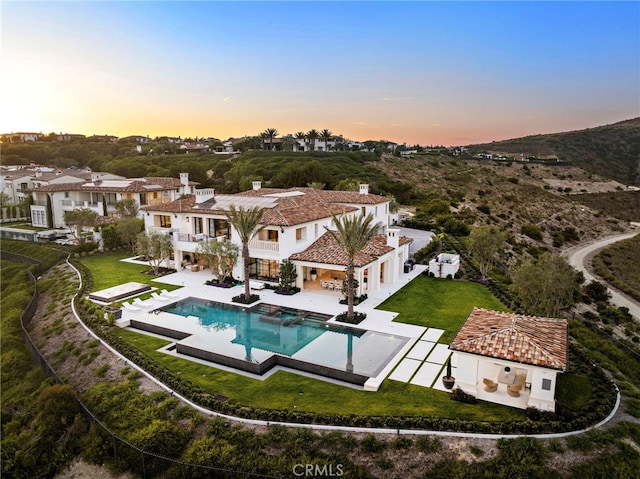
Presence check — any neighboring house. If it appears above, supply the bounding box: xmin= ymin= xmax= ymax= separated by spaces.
xmin=120 ymin=135 xmax=152 ymax=143
xmin=56 ymin=133 xmax=86 ymax=142
xmin=449 ymin=307 xmax=568 ymax=412
xmin=180 ymin=142 xmax=210 ymax=153
xmin=29 ymin=174 xmax=195 ymax=228
xmin=428 ymin=253 xmax=460 ymax=278
xmin=141 ymin=180 xmax=413 ymax=295
xmin=87 ymin=135 xmax=119 ymax=142
xmin=1 ymin=132 xmax=43 ymax=143
xmin=0 ymin=169 xmax=39 ymax=203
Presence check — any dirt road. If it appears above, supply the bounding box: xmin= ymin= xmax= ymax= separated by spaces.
xmin=563 ymin=228 xmax=640 ymax=320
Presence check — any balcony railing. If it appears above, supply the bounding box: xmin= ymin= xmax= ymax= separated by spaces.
xmin=148 ymin=226 xmax=176 ymax=235
xmin=61 ymin=200 xmax=99 ymax=208
xmin=176 ymin=232 xmax=207 ymax=243
xmin=249 ymin=238 xmax=279 ymax=253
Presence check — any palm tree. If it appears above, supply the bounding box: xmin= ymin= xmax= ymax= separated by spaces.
xmin=294 ymin=131 xmax=306 ymax=151
xmin=320 ymin=128 xmax=332 ymax=152
xmin=325 ymin=213 xmax=380 ymax=320
xmin=307 ymin=129 xmax=319 ymax=151
xmin=263 ymin=128 xmax=278 ymax=151
xmin=225 ymin=205 xmax=266 ymax=301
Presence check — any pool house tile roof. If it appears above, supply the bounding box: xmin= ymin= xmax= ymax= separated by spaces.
xmin=290 ymin=232 xmax=413 ymax=267
xmin=449 ymin=307 xmax=568 ymax=370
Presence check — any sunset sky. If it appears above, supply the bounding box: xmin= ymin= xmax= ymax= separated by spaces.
xmin=2 ymin=1 xmax=638 ymax=146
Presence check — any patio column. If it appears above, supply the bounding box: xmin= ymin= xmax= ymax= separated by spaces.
xmin=295 ymin=263 xmax=305 ymax=290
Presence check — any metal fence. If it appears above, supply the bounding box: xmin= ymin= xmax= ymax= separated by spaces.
xmin=14 ymin=257 xmax=282 ymax=479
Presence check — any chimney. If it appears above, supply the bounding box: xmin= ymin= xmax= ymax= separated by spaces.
xmin=252 ymin=181 xmax=262 ymax=191
xmin=359 ymin=184 xmax=369 ymax=195
xmin=35 ymin=169 xmax=42 ymax=178
xmin=387 ymin=228 xmax=400 ymax=249
xmin=91 ymin=173 xmax=100 ymax=182
xmin=180 ymin=172 xmax=191 ymax=195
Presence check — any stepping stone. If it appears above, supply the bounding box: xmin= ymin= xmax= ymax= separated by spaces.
xmin=406 ymin=341 xmax=435 ymax=360
xmin=389 ymin=358 xmax=422 ymax=382
xmin=422 ymin=328 xmax=444 ymax=342
xmin=410 ymin=362 xmax=442 ymax=388
xmin=426 ymin=344 xmax=451 ymax=365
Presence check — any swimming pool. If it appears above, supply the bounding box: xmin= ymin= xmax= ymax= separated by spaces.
xmin=129 ymin=297 xmax=410 ymax=386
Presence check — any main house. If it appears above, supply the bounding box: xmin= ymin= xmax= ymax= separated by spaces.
xmin=29 ymin=173 xmax=194 ymax=228
xmin=141 ymin=180 xmax=413 ymax=296
xmin=450 ymin=307 xmax=568 ymax=412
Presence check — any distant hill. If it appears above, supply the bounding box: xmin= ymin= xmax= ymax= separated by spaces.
xmin=467 ymin=118 xmax=640 ymax=185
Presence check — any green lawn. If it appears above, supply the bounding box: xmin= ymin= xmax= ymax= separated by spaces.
xmin=87 ymin=254 xmax=522 ymax=421
xmin=79 ymin=251 xmax=179 ymax=293
xmin=379 ymin=275 xmax=508 ymax=343
xmin=117 ymin=329 xmax=524 ymax=422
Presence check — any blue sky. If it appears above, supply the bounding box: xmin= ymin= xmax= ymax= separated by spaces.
xmin=2 ymin=1 xmax=638 ymax=145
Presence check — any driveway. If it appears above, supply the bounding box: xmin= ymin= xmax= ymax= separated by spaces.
xmin=563 ymin=228 xmax=640 ymax=321
xmin=396 ymin=227 xmax=435 ymax=256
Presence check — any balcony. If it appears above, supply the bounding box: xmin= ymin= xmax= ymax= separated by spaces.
xmin=249 ymin=238 xmax=279 ymax=253
xmin=176 ymin=232 xmax=207 ymax=243
xmin=148 ymin=226 xmax=176 ymax=235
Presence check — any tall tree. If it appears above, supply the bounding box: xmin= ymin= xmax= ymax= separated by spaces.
xmin=467 ymin=225 xmax=506 ymax=280
xmin=117 ymin=217 xmax=144 ymax=253
xmin=225 ymin=205 xmax=266 ymax=301
xmin=115 ymin=198 xmax=139 ymax=218
xmin=325 ymin=213 xmax=380 ymax=320
xmin=320 ymin=129 xmax=332 ymax=151
xmin=263 ymin=128 xmax=278 ymax=151
xmin=136 ymin=231 xmax=173 ymax=275
xmin=196 ymin=238 xmax=239 ymax=284
xmin=307 ymin=129 xmax=319 ymax=151
xmin=512 ymin=252 xmax=581 ymax=317
xmin=64 ymin=208 xmax=99 ymax=244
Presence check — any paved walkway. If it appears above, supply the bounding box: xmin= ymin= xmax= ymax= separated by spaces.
xmin=563 ymin=229 xmax=640 ymax=320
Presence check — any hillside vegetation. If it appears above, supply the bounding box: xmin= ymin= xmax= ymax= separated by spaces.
xmin=593 ymin=234 xmax=640 ymax=301
xmin=467 ymin=118 xmax=640 ymax=185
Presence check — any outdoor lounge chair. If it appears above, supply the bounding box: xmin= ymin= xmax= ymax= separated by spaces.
xmin=161 ymin=289 xmax=178 ymax=298
xmin=483 ymin=378 xmax=498 ymax=392
xmin=151 ymin=292 xmax=169 ymax=301
xmin=121 ymin=301 xmax=140 ymax=312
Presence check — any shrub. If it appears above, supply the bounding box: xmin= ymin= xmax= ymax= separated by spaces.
xmin=477 ymin=204 xmax=491 ymax=215
xmin=521 ymin=224 xmax=543 ymax=241
xmin=360 ymin=434 xmax=387 ymax=453
xmin=450 ymin=388 xmax=477 ymax=404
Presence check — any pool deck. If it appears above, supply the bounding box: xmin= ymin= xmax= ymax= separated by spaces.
xmin=118 ymin=264 xmax=430 ymax=390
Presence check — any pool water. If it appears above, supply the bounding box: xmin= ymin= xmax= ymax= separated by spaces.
xmin=154 ymin=297 xmax=409 ymax=384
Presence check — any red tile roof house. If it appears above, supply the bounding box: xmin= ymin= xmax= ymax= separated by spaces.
xmin=29 ymin=174 xmax=194 ymax=228
xmin=140 ymin=178 xmax=414 ymax=296
xmin=449 ymin=307 xmax=568 ymax=411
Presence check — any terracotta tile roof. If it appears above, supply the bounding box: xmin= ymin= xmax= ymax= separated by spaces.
xmin=142 ymin=189 xmax=363 ymax=227
xmin=239 ymin=187 xmax=389 ymax=205
xmin=450 ymin=308 xmax=567 ymax=370
xmin=290 ymin=232 xmax=412 ymax=267
xmin=30 ymin=177 xmax=186 ymax=193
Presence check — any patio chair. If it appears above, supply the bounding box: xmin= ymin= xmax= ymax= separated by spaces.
xmin=507 ymin=384 xmax=522 ymax=397
xmin=161 ymin=289 xmax=178 ymax=298
xmin=483 ymin=378 xmax=498 ymax=393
